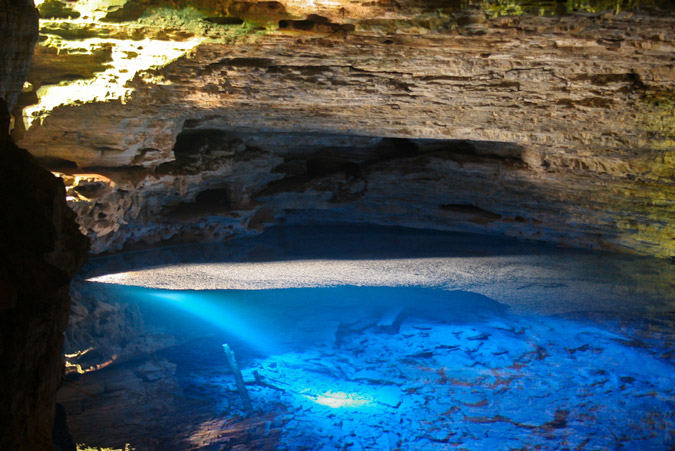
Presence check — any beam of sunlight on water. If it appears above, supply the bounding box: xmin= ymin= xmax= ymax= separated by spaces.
xmin=141 ymin=289 xmax=280 ymax=355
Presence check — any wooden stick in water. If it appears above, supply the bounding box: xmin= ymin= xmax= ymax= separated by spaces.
xmin=222 ymin=343 xmax=253 ymax=413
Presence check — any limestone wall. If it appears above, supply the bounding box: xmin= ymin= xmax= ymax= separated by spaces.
xmin=12 ymin=1 xmax=675 ymax=257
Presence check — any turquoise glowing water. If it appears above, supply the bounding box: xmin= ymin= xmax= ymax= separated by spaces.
xmin=101 ymin=285 xmax=674 ymax=449
xmin=65 ymin=225 xmax=675 ymax=450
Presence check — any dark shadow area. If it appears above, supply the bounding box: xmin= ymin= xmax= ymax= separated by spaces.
xmin=169 ymin=129 xmax=245 ymax=171
xmin=278 ymin=15 xmax=355 ymax=33
xmin=35 ymin=156 xmax=78 ymax=171
xmin=80 ymin=223 xmax=556 ymax=276
xmin=204 ymin=16 xmax=245 ymax=25
xmin=163 ymin=187 xmax=233 ymax=221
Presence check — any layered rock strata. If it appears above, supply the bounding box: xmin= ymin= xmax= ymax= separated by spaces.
xmin=14 ymin=2 xmax=675 ymax=257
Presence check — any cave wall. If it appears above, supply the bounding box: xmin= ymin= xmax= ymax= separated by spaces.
xmin=0 ymin=0 xmax=38 ymax=111
xmin=11 ymin=0 xmax=675 ymax=257
xmin=0 ymin=1 xmax=88 ymax=449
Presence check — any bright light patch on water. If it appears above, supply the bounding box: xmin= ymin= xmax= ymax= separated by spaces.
xmin=143 ymin=289 xmax=279 ymax=355
xmin=87 ymin=258 xmax=460 ymax=289
xmin=75 ymin=281 xmax=674 ymax=449
xmin=85 ymin=255 xmax=638 ymax=316
xmin=66 ymin=284 xmax=675 ymax=449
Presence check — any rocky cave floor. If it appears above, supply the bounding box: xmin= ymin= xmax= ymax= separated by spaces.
xmin=58 ymin=225 xmax=675 ymax=450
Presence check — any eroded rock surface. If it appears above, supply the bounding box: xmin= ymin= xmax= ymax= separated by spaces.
xmin=13 ymin=1 xmax=675 ymax=257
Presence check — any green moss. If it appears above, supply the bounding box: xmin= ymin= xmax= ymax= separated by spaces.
xmin=566 ymin=0 xmax=661 ymax=13
xmin=640 ymin=91 xmax=675 ymax=151
xmin=101 ymin=0 xmax=230 ymax=23
xmin=626 ymin=91 xmax=675 ymax=258
xmin=480 ymin=0 xmax=669 ymax=17
xmin=132 ymin=6 xmax=265 ymax=42
xmin=482 ymin=0 xmax=546 ymax=17
xmin=138 ymin=6 xmax=208 ymax=25
xmin=102 ymin=1 xmax=221 ymax=23
xmin=38 ymin=0 xmax=81 ymax=19
xmin=643 ymin=91 xmax=675 ymax=110
xmin=39 ymin=2 xmax=264 ymax=43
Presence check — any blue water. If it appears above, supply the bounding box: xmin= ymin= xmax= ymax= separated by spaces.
xmin=75 ymin=283 xmax=674 ymax=450
xmin=65 ymin=225 xmax=675 ymax=450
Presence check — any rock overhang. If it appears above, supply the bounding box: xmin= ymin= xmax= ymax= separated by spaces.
xmin=9 ymin=0 xmax=675 ymax=257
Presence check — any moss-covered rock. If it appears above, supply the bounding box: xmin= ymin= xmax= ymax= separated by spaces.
xmin=481 ymin=0 xmax=673 ymax=17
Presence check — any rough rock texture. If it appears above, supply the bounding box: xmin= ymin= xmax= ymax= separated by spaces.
xmin=0 ymin=2 xmax=88 ymax=448
xmin=14 ymin=2 xmax=675 ymax=257
xmin=0 ymin=0 xmax=38 ymax=112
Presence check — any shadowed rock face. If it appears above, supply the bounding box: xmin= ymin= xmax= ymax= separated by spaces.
xmin=0 ymin=2 xmax=88 ymax=449
xmin=0 ymin=105 xmax=88 ymax=450
xmin=0 ymin=0 xmax=38 ymax=110
xmin=10 ymin=0 xmax=675 ymax=257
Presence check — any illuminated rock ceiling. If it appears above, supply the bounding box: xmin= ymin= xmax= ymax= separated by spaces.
xmin=11 ymin=0 xmax=675 ymax=256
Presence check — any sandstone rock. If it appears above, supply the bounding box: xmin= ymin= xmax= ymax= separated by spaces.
xmin=11 ymin=2 xmax=675 ymax=257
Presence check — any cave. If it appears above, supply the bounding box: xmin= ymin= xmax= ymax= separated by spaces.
xmin=1 ymin=0 xmax=674 ymax=450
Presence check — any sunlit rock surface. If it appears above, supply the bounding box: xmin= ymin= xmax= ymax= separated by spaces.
xmin=12 ymin=0 xmax=675 ymax=257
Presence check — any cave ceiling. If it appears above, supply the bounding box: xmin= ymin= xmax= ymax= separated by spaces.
xmin=10 ymin=0 xmax=675 ymax=256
